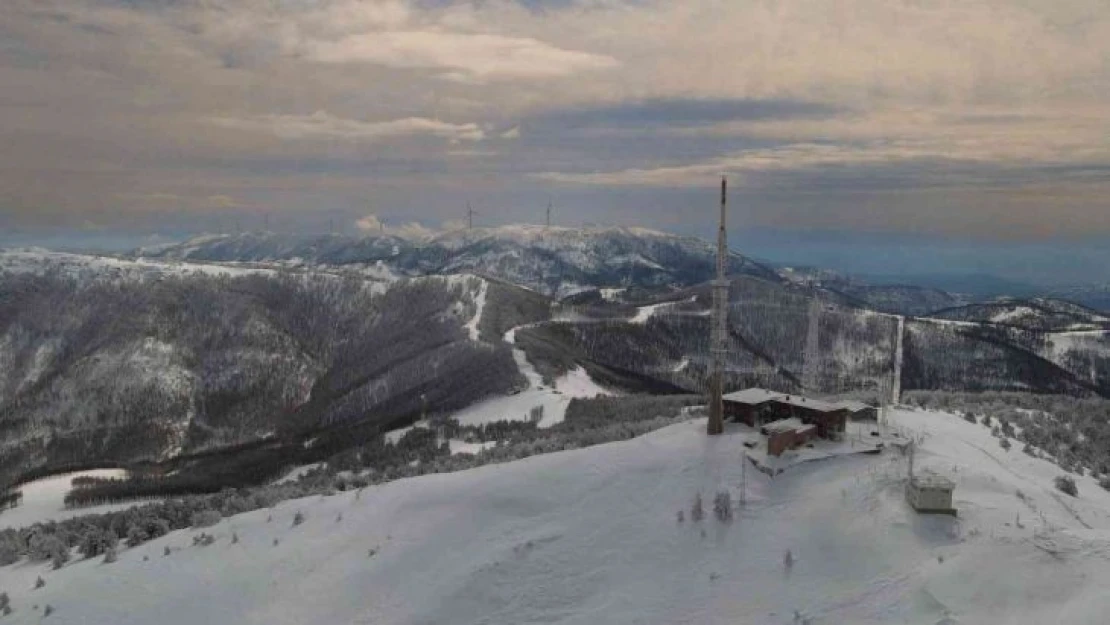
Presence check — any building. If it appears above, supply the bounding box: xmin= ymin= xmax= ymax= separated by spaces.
xmin=761 ymin=418 xmax=818 ymax=456
xmin=722 ymin=387 xmax=849 ymax=440
xmin=722 ymin=388 xmax=788 ymax=426
xmin=836 ymin=400 xmax=879 ymax=421
xmin=906 ymin=475 xmax=956 ymax=515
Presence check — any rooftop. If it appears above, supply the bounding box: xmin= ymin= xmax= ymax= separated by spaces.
xmin=775 ymin=394 xmax=845 ymax=413
xmin=836 ymin=400 xmax=875 ymax=413
xmin=910 ymin=474 xmax=956 ymax=490
xmin=762 ymin=418 xmax=806 ymax=434
xmin=722 ymin=388 xmax=850 ymax=413
xmin=722 ymin=388 xmax=786 ymax=405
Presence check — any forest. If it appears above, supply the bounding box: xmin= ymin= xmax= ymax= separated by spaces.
xmin=0 ymin=269 xmax=534 ymax=486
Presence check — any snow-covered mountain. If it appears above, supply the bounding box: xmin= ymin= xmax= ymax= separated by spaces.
xmin=0 ymin=264 xmax=550 ymax=486
xmin=779 ymin=265 xmax=969 ymax=316
xmin=4 ymin=241 xmax=1109 ymax=492
xmin=928 ymin=298 xmax=1110 ymax=331
xmin=4 ymin=408 xmax=1110 ymax=624
xmin=136 ymin=226 xmax=783 ymax=298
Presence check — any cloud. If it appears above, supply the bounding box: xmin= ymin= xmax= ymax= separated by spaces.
xmin=354 ymin=214 xmax=436 ymax=240
xmin=3 ymin=0 xmax=1110 ymax=241
xmin=210 ymin=112 xmax=486 ymax=143
xmin=303 ymin=30 xmax=619 ymax=81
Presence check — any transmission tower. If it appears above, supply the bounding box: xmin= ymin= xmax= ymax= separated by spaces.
xmin=802 ymin=297 xmax=822 ymax=392
xmin=708 ymin=176 xmax=729 ymax=436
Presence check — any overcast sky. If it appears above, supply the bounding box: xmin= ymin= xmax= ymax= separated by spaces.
xmin=1 ymin=1 xmax=1109 ymax=278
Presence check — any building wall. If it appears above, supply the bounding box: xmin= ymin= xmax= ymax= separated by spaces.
xmin=724 ymin=402 xmax=757 ymax=426
xmin=724 ymin=402 xmax=792 ymax=427
xmin=851 ymin=408 xmax=879 ymax=421
xmin=908 ymin=485 xmax=954 ymax=512
xmin=767 ymin=427 xmax=817 ymax=456
xmin=767 ymin=431 xmax=795 ymax=456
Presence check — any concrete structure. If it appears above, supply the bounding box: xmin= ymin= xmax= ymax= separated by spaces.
xmin=761 ymin=418 xmax=818 ymax=456
xmin=906 ymin=475 xmax=957 ymax=515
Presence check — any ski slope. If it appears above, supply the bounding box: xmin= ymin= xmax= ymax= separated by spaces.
xmin=449 ymin=326 xmax=612 ymax=429
xmin=0 ymin=470 xmax=138 ymax=530
xmin=4 ymin=408 xmax=1110 ymax=624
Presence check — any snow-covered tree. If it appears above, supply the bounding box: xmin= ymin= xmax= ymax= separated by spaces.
xmin=691 ymin=493 xmax=705 ymax=522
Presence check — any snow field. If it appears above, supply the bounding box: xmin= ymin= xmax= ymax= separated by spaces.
xmin=1 ymin=470 xmax=136 ymax=531
xmin=4 ymin=409 xmax=1110 ymax=623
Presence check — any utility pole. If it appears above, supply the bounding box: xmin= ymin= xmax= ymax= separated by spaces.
xmin=708 ymin=176 xmax=729 ymax=436
xmin=740 ymin=450 xmax=747 ymax=506
xmin=467 ymin=202 xmax=475 ymax=230
xmin=546 ymin=201 xmax=552 ymax=227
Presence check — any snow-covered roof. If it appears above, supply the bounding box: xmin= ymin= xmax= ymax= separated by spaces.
xmin=722 ymin=388 xmax=848 ymax=413
xmin=722 ymin=388 xmax=786 ymax=405
xmin=836 ymin=400 xmax=875 ymax=413
xmin=763 ymin=418 xmax=816 ymax=434
xmin=774 ymin=394 xmax=845 ymax=413
xmin=910 ymin=474 xmax=955 ymax=490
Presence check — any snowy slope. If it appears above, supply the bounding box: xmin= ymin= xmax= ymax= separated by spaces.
xmin=4 ymin=409 xmax=1110 ymax=624
xmin=445 ymin=326 xmax=611 ymax=429
xmin=0 ymin=248 xmax=275 ymax=280
xmin=0 ymin=470 xmax=144 ymax=530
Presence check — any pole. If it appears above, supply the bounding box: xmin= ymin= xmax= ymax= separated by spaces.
xmin=708 ymin=176 xmax=728 ymax=436
xmin=741 ymin=450 xmax=747 ymax=506
xmin=467 ymin=202 xmax=474 ymax=230
xmin=546 ymin=201 xmax=552 ymax=227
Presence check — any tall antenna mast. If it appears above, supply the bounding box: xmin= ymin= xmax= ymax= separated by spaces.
xmin=467 ymin=202 xmax=474 ymax=230
xmin=708 ymin=176 xmax=729 ymax=436
xmin=546 ymin=201 xmax=553 ymax=227
xmin=803 ymin=298 xmax=822 ymax=392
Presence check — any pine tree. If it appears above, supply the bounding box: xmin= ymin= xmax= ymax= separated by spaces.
xmin=691 ymin=492 xmax=705 ymax=522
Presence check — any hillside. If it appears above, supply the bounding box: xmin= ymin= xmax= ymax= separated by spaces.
xmin=3 ymin=409 xmax=1110 ymax=624
xmin=0 ymin=262 xmax=548 ymax=486
xmin=5 ymin=231 xmax=1110 ymax=493
xmin=137 ymin=226 xmax=783 ymax=298
xmin=928 ymin=298 xmax=1110 ymax=332
xmin=780 ymin=266 xmax=969 ymax=316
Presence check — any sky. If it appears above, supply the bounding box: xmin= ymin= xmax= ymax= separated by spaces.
xmin=1 ymin=0 xmax=1109 ymax=283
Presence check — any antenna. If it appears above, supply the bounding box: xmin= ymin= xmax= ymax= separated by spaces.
xmin=708 ymin=176 xmax=729 ymax=436
xmin=803 ymin=297 xmax=821 ymax=392
xmin=546 ymin=201 xmax=553 ymax=227
xmin=467 ymin=202 xmax=475 ymax=230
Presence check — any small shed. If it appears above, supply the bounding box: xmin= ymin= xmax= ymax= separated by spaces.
xmin=906 ymin=475 xmax=956 ymax=515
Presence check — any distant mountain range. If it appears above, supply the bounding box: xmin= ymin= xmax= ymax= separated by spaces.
xmin=1 ymin=225 xmax=1108 ymax=487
